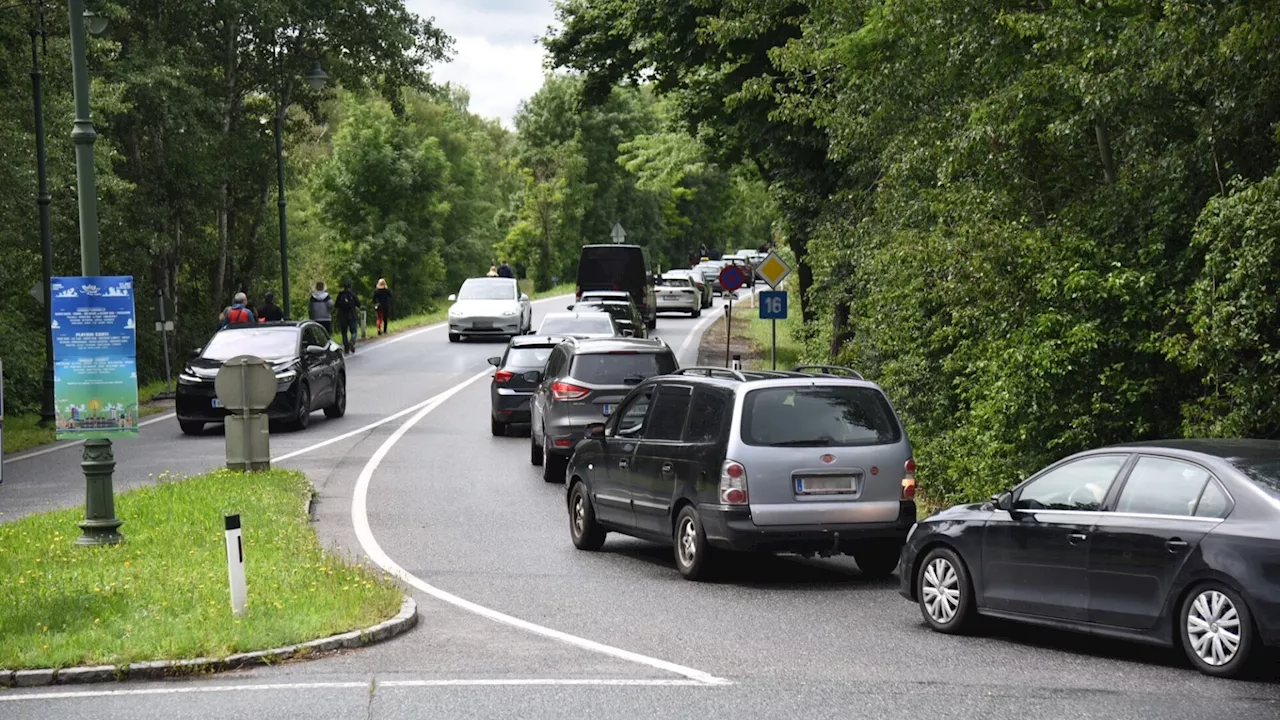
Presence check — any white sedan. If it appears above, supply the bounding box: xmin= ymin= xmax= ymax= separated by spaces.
xmin=447 ymin=277 xmax=532 ymax=342
xmin=656 ymin=274 xmax=702 ymax=317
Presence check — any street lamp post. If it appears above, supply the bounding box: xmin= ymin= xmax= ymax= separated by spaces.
xmin=274 ymin=53 xmax=328 ymax=319
xmin=67 ymin=0 xmax=121 ymax=546
xmin=26 ymin=2 xmax=57 ymax=428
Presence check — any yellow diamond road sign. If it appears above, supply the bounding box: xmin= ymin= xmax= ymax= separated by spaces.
xmin=755 ymin=251 xmax=792 ymax=289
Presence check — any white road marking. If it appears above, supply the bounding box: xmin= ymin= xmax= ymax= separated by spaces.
xmin=0 ymin=678 xmax=712 ymax=702
xmin=674 ymin=288 xmax=755 ymax=365
xmin=350 ymin=374 xmax=733 ymax=687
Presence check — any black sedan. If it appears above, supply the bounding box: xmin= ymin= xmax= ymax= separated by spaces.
xmin=176 ymin=321 xmax=346 ymax=434
xmin=898 ymin=439 xmax=1280 ymax=677
xmin=487 ymin=335 xmax=562 ymax=436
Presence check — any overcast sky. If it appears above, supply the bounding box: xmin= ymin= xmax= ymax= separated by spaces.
xmin=404 ymin=0 xmax=559 ymax=128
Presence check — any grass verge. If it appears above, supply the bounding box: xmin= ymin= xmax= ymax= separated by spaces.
xmin=744 ymin=303 xmax=803 ymax=371
xmin=0 ymin=468 xmax=401 ymax=670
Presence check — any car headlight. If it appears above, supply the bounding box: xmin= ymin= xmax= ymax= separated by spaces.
xmin=501 ymin=309 xmax=518 ymax=317
xmin=178 ymin=370 xmax=201 ymax=384
xmin=275 ymin=370 xmax=297 ymax=382
xmin=448 ymin=307 xmax=462 ymax=317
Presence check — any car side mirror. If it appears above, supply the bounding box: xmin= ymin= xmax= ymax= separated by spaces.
xmin=189 ymin=347 xmax=203 ymax=359
xmin=585 ymin=423 xmax=605 ymax=439
xmin=520 ymin=293 xmax=530 ymax=302
xmin=448 ymin=294 xmax=457 ymax=302
xmin=990 ymin=491 xmax=1014 ymax=512
xmin=523 ymin=370 xmax=542 ymax=383
xmin=487 ymin=356 xmax=501 ymax=367
xmin=306 ymin=345 xmax=325 ymax=356
xmin=621 ymin=329 xmax=635 ymax=337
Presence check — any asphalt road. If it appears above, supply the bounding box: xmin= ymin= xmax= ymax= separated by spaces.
xmin=3 ymin=289 xmax=1279 ymax=719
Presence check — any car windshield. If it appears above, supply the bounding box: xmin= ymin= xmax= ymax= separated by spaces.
xmin=458 ymin=279 xmax=515 ymax=301
xmin=1232 ymin=458 xmax=1280 ymax=498
xmin=505 ymin=347 xmax=554 ymax=369
xmin=539 ymin=314 xmax=615 ymax=335
xmin=571 ymin=352 xmax=677 ymax=385
xmin=202 ymin=328 xmax=298 ymax=361
xmin=741 ymin=386 xmax=902 ymax=447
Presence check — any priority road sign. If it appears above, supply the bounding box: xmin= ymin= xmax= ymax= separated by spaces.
xmin=759 ymin=291 xmax=787 ymax=320
xmin=755 ymin=251 xmax=792 ymax=289
xmin=719 ymin=265 xmax=746 ymax=294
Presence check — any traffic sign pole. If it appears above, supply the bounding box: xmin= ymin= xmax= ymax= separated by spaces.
xmin=759 ymin=289 xmax=788 ymax=372
xmin=772 ymin=318 xmax=777 ymax=370
xmin=719 ymin=265 xmax=748 ymax=369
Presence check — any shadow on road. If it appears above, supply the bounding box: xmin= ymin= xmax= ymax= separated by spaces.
xmin=606 ymin=540 xmax=898 ymax=590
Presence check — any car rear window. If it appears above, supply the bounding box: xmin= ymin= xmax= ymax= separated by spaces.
xmin=570 ymin=352 xmax=677 ymax=385
xmin=741 ymin=386 xmax=902 ymax=447
xmin=539 ymin=315 xmax=615 ymax=335
xmin=1231 ymin=458 xmax=1280 ymax=498
xmin=504 ymin=347 xmax=553 ymax=369
xmin=578 ymin=247 xmax=647 ymax=289
xmin=657 ymin=277 xmax=691 ymax=288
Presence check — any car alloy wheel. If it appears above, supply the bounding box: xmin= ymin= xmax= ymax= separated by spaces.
xmin=673 ymin=506 xmax=714 ymax=581
xmin=922 ymin=557 xmax=960 ymax=624
xmin=569 ymin=482 xmax=606 ymax=551
xmin=294 ymin=383 xmax=311 ymax=430
xmin=324 ymin=375 xmax=347 ymax=418
xmin=676 ymin=515 xmax=698 ymax=568
xmin=1181 ymin=584 xmax=1256 ymax=676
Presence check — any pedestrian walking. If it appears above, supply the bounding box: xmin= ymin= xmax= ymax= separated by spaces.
xmin=497 ymin=259 xmax=515 ymax=278
xmin=373 ymin=278 xmax=393 ymax=335
xmin=309 ymin=281 xmax=334 ymax=334
xmin=258 ymin=292 xmax=285 ymax=322
xmin=335 ymin=279 xmax=361 ymax=353
xmin=219 ymin=292 xmax=257 ymax=327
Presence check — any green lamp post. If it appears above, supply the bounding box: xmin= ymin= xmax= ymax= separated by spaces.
xmin=67 ymin=0 xmax=121 ymax=546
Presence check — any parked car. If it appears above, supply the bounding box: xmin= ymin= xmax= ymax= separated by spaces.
xmin=898 ymin=438 xmax=1280 ymax=678
xmin=570 ymin=299 xmax=647 ymax=338
xmin=665 ymin=268 xmax=712 ymax=308
xmin=487 ymin=336 xmax=564 ymax=436
xmin=655 ymin=274 xmax=701 ymax=317
xmin=447 ymin=277 xmax=532 ymax=342
xmin=564 ymin=365 xmax=916 ymax=580
xmin=536 ymin=311 xmax=620 ymax=339
xmin=176 ymin=321 xmax=345 ymax=434
xmin=576 ymin=244 xmax=658 ymax=330
xmin=529 ymin=337 xmax=678 ymax=483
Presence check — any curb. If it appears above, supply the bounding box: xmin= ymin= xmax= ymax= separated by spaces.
xmin=0 ymin=596 xmax=417 ymax=689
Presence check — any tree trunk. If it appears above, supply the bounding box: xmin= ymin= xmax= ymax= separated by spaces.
xmin=1095 ymin=122 xmax=1116 ymax=184
xmin=830 ymin=302 xmax=853 ymax=359
xmin=787 ymin=231 xmax=813 ymax=324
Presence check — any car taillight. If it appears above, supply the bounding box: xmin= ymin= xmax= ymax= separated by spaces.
xmin=902 ymin=459 xmax=917 ymax=500
xmin=551 ymin=381 xmax=590 ymax=401
xmin=494 ymin=369 xmax=514 ymax=384
xmin=720 ymin=460 xmax=748 ymax=505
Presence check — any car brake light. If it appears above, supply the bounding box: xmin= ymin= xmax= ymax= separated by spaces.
xmin=720 ymin=460 xmax=748 ymax=505
xmin=551 ymin=381 xmax=590 ymax=401
xmin=494 ymin=369 xmax=514 ymax=383
xmin=554 ymin=438 xmax=574 ymax=448
xmin=903 ymin=459 xmax=917 ymax=500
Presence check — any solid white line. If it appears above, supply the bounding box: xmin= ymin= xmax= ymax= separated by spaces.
xmin=350 ymin=376 xmax=732 ymax=687
xmin=0 ymin=678 xmax=713 ymax=702
xmin=674 ymin=289 xmax=751 ymax=365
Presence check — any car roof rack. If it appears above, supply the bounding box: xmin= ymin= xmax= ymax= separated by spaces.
xmin=672 ymin=367 xmax=747 ymax=381
xmin=791 ymin=364 xmax=865 ymax=380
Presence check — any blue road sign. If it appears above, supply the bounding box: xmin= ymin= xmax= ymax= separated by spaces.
xmin=759 ymin=291 xmax=787 ymax=320
xmin=719 ymin=265 xmax=746 ymax=294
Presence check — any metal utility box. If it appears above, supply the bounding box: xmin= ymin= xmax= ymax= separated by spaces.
xmin=215 ymin=355 xmax=275 ymax=471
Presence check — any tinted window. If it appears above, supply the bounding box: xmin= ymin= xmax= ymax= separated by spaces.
xmin=1016 ymin=455 xmax=1127 ymax=511
xmin=504 ymin=347 xmax=554 ymax=369
xmin=657 ymin=277 xmax=692 ymax=288
xmin=457 ymin=279 xmax=516 ymax=300
xmin=1232 ymin=458 xmax=1280 ymax=499
xmin=687 ymin=390 xmax=727 ymax=443
xmin=539 ymin=314 xmax=616 ymax=336
xmin=571 ymin=352 xmax=677 ymax=385
xmin=578 ymin=247 xmax=647 ymax=289
xmin=1195 ymin=481 xmax=1232 ymax=519
xmin=613 ymin=389 xmax=653 ymax=439
xmin=645 ymin=386 xmax=693 ymax=441
xmin=740 ymin=386 xmax=902 ymax=447
xmin=203 ymin=328 xmax=299 ymax=361
xmin=544 ymin=348 xmax=567 ymax=378
xmin=576 ymin=303 xmax=633 ymax=324
xmin=1116 ymin=457 xmax=1212 ymax=517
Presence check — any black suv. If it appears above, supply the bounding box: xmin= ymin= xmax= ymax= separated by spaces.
xmin=528 ymin=337 xmax=678 ymax=483
xmin=564 ymin=366 xmax=916 ymax=580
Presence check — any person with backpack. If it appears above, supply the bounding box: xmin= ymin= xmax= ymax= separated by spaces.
xmin=309 ymin=281 xmax=334 ymax=333
xmin=335 ymin=280 xmax=361 ymax=353
xmin=373 ymin=278 xmax=393 ymax=335
xmin=258 ymin=292 xmax=285 ymax=322
xmin=497 ymin=259 xmax=515 ymax=278
xmin=220 ymin=292 xmax=257 ymax=327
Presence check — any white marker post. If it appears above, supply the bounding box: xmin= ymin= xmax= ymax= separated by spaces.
xmin=225 ymin=514 xmax=247 ymax=615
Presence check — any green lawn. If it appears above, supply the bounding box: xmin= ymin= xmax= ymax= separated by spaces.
xmin=0 ymin=468 xmax=402 ymax=670
xmin=744 ymin=304 xmax=804 ymax=371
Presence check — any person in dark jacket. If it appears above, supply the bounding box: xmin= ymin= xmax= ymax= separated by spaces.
xmin=258 ymin=292 xmax=285 ymax=322
xmin=334 ymin=280 xmax=361 ymax=353
xmin=496 ymin=259 xmax=515 ymax=278
xmin=309 ymin=281 xmax=334 ymax=333
xmin=373 ymin=278 xmax=393 ymax=335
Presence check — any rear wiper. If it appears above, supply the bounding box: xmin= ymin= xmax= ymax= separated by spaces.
xmin=769 ymin=438 xmax=834 ymax=447
xmin=621 ymin=374 xmax=648 ymax=385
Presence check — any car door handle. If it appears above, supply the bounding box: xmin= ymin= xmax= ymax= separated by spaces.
xmin=661 ymin=462 xmax=673 ymax=474
xmin=618 ymin=459 xmax=628 ymax=469
xmin=1068 ymin=532 xmax=1089 ymax=545
xmin=1166 ymin=538 xmax=1189 ymax=552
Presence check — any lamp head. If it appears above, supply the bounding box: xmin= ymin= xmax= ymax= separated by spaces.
xmin=305 ymin=61 xmax=329 ymax=91
xmin=84 ymin=10 xmax=108 ymax=36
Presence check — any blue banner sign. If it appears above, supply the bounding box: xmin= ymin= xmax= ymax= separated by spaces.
xmin=51 ymin=276 xmax=139 ymax=439
xmin=759 ymin=291 xmax=788 ymax=320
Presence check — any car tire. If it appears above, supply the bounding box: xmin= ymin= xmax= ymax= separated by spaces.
xmin=292 ymin=382 xmax=312 ymax=431
xmin=324 ymin=374 xmax=347 ymax=419
xmin=673 ymin=506 xmax=715 ymax=581
xmin=569 ymin=481 xmax=606 ymax=551
xmin=448 ymin=332 xmax=460 ymax=343
xmin=853 ymin=540 xmax=902 ymax=579
xmin=530 ymin=429 xmax=544 ymax=466
xmin=1179 ymin=582 xmax=1258 ymax=678
xmin=691 ymin=307 xmax=701 ymax=318
xmin=543 ymin=445 xmax=567 ymax=483
xmin=179 ymin=420 xmax=203 ymax=436
xmin=647 ymin=317 xmax=657 ymax=331
xmin=916 ymin=546 xmax=975 ymax=634
xmin=491 ymin=416 xmax=507 ymax=437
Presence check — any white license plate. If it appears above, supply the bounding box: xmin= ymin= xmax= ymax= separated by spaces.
xmin=473 ymin=321 xmax=492 ymax=329
xmin=795 ymin=476 xmax=857 ymax=495
xmin=211 ymin=398 xmax=223 ymax=408
xmin=601 ymin=404 xmax=614 ymax=416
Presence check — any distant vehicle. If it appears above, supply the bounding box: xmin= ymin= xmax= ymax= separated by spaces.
xmin=487 ymin=335 xmax=564 ymax=436
xmin=694 ymin=261 xmax=727 ymax=295
xmin=655 ymin=275 xmax=701 ymax=317
xmin=723 ymin=256 xmax=756 ymax=288
xmin=576 ymin=244 xmax=658 ymax=330
xmin=176 ymin=321 xmax=346 ymax=435
xmin=529 ymin=337 xmax=678 ymax=483
xmin=447 ymin=277 xmax=532 ymax=343
xmin=899 ymin=438 xmax=1280 ymax=678
xmin=565 ymin=365 xmax=915 ymax=580
xmin=664 ymin=269 xmax=712 ymax=308
xmin=536 ymin=311 xmax=620 ymax=339
xmin=570 ymin=299 xmax=646 ymax=338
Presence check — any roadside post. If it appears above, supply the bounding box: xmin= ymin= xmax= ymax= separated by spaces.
xmin=718 ymin=265 xmax=747 ymax=368
xmin=360 ymin=309 xmax=367 ymax=339
xmin=154 ymin=289 xmax=175 ymax=399
xmin=224 ymin=514 xmax=247 ymax=615
xmin=214 ymin=356 xmax=275 ymax=472
xmin=754 ymin=251 xmax=794 ymax=371
xmin=732 ymin=354 xmax=742 ymax=371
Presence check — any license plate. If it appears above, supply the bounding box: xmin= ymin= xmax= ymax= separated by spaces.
xmin=601 ymin=404 xmax=614 ymax=416
xmin=211 ymin=398 xmax=223 ymax=408
xmin=473 ymin=320 xmax=492 ymax=329
xmin=795 ymin=476 xmax=857 ymax=495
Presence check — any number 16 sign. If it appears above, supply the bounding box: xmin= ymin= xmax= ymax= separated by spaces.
xmin=759 ymin=291 xmax=787 ymax=320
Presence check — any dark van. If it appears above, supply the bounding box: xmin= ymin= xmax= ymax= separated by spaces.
xmin=576 ymin=244 xmax=658 ymax=330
